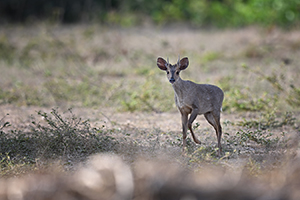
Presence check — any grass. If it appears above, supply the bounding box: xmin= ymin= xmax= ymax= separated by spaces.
xmin=0 ymin=24 xmax=300 ymax=178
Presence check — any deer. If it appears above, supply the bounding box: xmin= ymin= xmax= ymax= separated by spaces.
xmin=157 ymin=56 xmax=224 ymax=156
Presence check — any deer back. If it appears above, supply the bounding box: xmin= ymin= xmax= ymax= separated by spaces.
xmin=172 ymin=79 xmax=224 ymax=114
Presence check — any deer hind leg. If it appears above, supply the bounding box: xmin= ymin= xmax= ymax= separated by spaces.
xmin=187 ymin=109 xmax=201 ymax=145
xmin=204 ymin=111 xmax=222 ymax=155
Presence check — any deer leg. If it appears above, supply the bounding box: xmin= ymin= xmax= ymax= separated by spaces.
xmin=180 ymin=111 xmax=188 ymax=151
xmin=204 ymin=112 xmax=222 ymax=156
xmin=187 ymin=109 xmax=201 ymax=144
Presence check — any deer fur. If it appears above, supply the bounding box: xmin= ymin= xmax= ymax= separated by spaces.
xmin=157 ymin=56 xmax=224 ymax=155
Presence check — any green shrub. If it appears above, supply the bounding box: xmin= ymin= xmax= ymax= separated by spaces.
xmin=1 ymin=0 xmax=300 ymax=27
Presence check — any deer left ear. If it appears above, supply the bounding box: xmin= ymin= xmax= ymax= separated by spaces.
xmin=157 ymin=57 xmax=168 ymax=71
xmin=179 ymin=57 xmax=189 ymax=70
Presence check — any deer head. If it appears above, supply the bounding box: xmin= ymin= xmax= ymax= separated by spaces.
xmin=157 ymin=57 xmax=189 ymax=84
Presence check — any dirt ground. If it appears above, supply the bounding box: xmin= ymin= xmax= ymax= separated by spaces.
xmin=0 ymin=103 xmax=243 ymax=136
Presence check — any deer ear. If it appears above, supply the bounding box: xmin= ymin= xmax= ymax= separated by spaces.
xmin=179 ymin=57 xmax=189 ymax=70
xmin=157 ymin=57 xmax=168 ymax=71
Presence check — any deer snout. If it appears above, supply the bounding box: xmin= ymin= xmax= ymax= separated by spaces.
xmin=169 ymin=78 xmax=175 ymax=83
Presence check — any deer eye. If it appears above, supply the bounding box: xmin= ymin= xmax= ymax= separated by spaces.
xmin=167 ymin=71 xmax=169 ymax=74
xmin=176 ymin=71 xmax=179 ymax=75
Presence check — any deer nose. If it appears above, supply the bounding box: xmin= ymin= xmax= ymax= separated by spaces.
xmin=169 ymin=78 xmax=175 ymax=83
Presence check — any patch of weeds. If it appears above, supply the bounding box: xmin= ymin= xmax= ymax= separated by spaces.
xmin=223 ymin=88 xmax=274 ymax=112
xmin=0 ymin=127 xmax=41 ymax=175
xmin=43 ymin=78 xmax=106 ymax=107
xmin=19 ymin=85 xmax=45 ymax=106
xmin=287 ymin=84 xmax=300 ymax=107
xmin=238 ymin=111 xmax=296 ymax=130
xmin=0 ymin=153 xmax=13 ymax=170
xmin=30 ymin=108 xmax=118 ymax=158
xmin=243 ymin=64 xmax=300 ymax=109
xmin=0 ymin=108 xmax=118 ymax=174
xmin=223 ymin=119 xmax=234 ymax=127
xmin=236 ymin=129 xmax=279 ymax=146
xmin=164 ymin=131 xmax=182 ymax=147
xmin=121 ymin=75 xmax=173 ymax=112
xmin=0 ymin=88 xmax=19 ymax=105
xmin=15 ymin=31 xmax=84 ymax=67
xmin=224 ymin=127 xmax=286 ymax=155
xmin=0 ymin=153 xmax=32 ymax=177
xmin=221 ymin=63 xmax=300 ymax=112
xmin=0 ymin=86 xmax=44 ymax=106
xmin=223 ymin=111 xmax=292 ymax=156
xmin=43 ymin=79 xmax=72 ymax=104
xmin=188 ymin=145 xmax=220 ymax=163
xmin=121 ymin=91 xmax=139 ymax=112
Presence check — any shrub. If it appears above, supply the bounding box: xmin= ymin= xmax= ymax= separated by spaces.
xmin=0 ymin=108 xmax=118 ymax=172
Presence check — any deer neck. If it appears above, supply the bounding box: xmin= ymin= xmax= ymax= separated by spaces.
xmin=172 ymin=78 xmax=186 ymax=100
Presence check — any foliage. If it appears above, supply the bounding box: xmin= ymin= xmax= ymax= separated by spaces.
xmin=1 ymin=0 xmax=300 ymax=27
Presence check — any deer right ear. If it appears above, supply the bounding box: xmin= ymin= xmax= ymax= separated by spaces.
xmin=157 ymin=57 xmax=168 ymax=71
xmin=179 ymin=57 xmax=189 ymax=70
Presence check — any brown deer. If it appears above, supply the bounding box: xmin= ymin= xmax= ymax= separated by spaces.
xmin=157 ymin=56 xmax=224 ymax=156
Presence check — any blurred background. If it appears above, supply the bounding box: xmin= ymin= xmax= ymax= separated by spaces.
xmin=1 ymin=0 xmax=300 ymax=28
xmin=1 ymin=0 xmax=300 ymax=113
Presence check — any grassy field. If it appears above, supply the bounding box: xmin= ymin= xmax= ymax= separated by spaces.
xmin=0 ymin=24 xmax=300 ymax=179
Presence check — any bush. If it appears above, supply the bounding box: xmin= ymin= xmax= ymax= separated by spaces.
xmin=0 ymin=108 xmax=118 ymax=171
xmin=1 ymin=0 xmax=299 ymax=28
